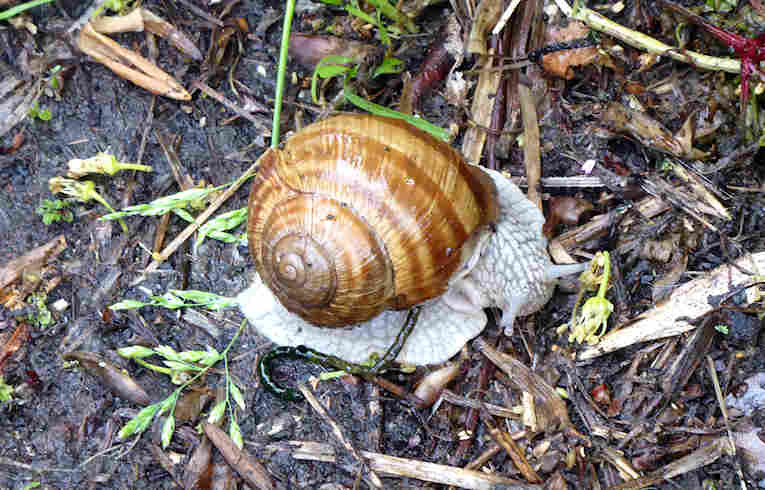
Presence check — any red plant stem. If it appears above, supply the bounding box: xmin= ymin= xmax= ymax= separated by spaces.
xmin=658 ymin=0 xmax=765 ymax=107
xmin=658 ymin=0 xmax=749 ymax=51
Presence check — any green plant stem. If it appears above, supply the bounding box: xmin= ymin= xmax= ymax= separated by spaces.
xmin=224 ymin=351 xmax=236 ymax=426
xmin=139 ymin=320 xmax=246 ymax=412
xmin=222 ymin=320 xmax=246 ymax=357
xmin=366 ymin=0 xmax=416 ymax=33
xmin=271 ymin=0 xmax=297 ymax=149
xmin=596 ymin=251 xmax=610 ymax=299
xmin=0 ymin=0 xmax=53 ymax=21
xmin=88 ymin=192 xmax=128 ymax=233
xmin=118 ymin=163 xmax=153 ymax=173
xmin=555 ymin=0 xmax=740 ymax=74
xmin=134 ymin=359 xmax=174 ymax=376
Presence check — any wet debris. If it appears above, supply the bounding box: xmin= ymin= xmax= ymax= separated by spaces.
xmin=412 ymin=358 xmax=463 ymax=408
xmin=203 ymin=422 xmax=275 ymax=490
xmin=89 ymin=7 xmax=202 ymax=61
xmin=727 ymin=372 xmax=765 ymax=416
xmin=0 ymin=321 xmax=29 ymax=376
xmin=289 ymin=33 xmax=380 ymax=72
xmin=578 ymin=251 xmax=765 ymax=361
xmin=0 ymin=235 xmax=67 ymax=311
xmin=541 ymin=21 xmax=599 ymax=80
xmin=0 ymin=235 xmax=66 ymax=292
xmin=473 ymin=338 xmax=586 ymax=444
xmin=63 ymin=351 xmax=151 ymax=406
xmin=76 ymin=8 xmax=194 ymax=100
xmin=602 ymin=102 xmax=710 ymax=160
xmin=399 ymin=16 xmax=462 ymax=116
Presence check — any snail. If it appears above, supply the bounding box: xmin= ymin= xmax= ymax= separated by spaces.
xmin=237 ymin=114 xmax=585 ymax=366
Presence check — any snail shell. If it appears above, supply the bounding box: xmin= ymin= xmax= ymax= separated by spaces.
xmin=239 ymin=115 xmax=586 ymax=365
xmin=247 ymin=115 xmax=498 ymax=327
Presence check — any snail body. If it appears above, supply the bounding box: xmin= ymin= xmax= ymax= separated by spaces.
xmin=238 ymin=115 xmax=584 ymax=365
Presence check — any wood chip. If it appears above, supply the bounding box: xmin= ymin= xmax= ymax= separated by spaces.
xmin=0 ymin=235 xmax=66 ymax=290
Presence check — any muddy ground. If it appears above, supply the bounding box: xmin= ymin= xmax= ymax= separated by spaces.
xmin=1 ymin=0 xmax=764 ymax=489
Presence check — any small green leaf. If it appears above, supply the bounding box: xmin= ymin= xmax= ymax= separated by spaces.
xmin=375 ymin=9 xmax=390 ymax=45
xmin=0 ymin=377 xmax=13 ymax=402
xmin=229 ymin=419 xmax=243 ymax=449
xmin=373 ymin=57 xmax=404 ymax=78
xmin=0 ymin=0 xmax=54 ymax=23
xmin=208 ymin=401 xmax=226 ymax=424
xmin=109 ymin=299 xmax=149 ymax=310
xmin=312 ymin=56 xmax=356 ymax=105
xmin=154 ymin=345 xmax=181 ymax=361
xmin=230 ymin=383 xmax=246 ymax=411
xmin=168 ymin=290 xmax=238 ymax=311
xmin=195 ymin=208 xmax=248 ymax=252
xmin=172 ymin=208 xmax=195 ymax=222
xmin=154 ymin=292 xmax=186 ymax=309
xmin=177 ymin=350 xmax=209 ymax=363
xmin=345 ymin=3 xmax=377 ymax=27
xmin=119 ymin=403 xmax=161 ymax=439
xmin=161 ymin=415 xmax=175 ymax=448
xmin=100 ymin=186 xmax=223 ymax=220
xmin=37 ymin=108 xmax=52 ymax=121
xmin=171 ymin=289 xmax=222 ymax=304
xmin=343 ymin=86 xmax=451 ymax=142
xmin=199 ymin=346 xmax=222 ymax=366
xmin=117 ymin=346 xmax=156 ymax=359
xmin=159 ymin=392 xmax=178 ymax=415
xmin=36 ymin=199 xmax=72 ymax=225
xmin=316 ymin=56 xmax=355 ymax=78
xmin=163 ymin=360 xmax=198 ymax=372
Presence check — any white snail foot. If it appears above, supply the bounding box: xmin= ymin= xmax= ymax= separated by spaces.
xmin=237 ymin=274 xmax=488 ymax=365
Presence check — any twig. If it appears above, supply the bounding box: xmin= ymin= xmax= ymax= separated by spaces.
xmin=480 ymin=410 xmax=541 ymax=483
xmin=492 ymin=0 xmax=522 ymax=35
xmin=473 ymin=337 xmax=589 ymax=444
xmin=0 ymin=456 xmax=74 ymax=473
xmin=248 ymin=440 xmax=543 ymax=489
xmin=297 ymin=383 xmax=384 ymax=489
xmin=0 ymin=235 xmax=66 ymax=289
xmin=192 ymin=81 xmax=271 ymax=133
xmin=705 ymin=356 xmax=748 ymax=490
xmin=605 ymin=437 xmax=731 ymax=490
xmin=518 ymin=81 xmax=541 ymax=210
xmin=440 ymin=389 xmax=517 ymax=418
xmin=173 ymin=0 xmax=224 ymax=27
xmin=453 ymin=332 xmax=498 ymax=465
xmin=554 ymin=0 xmax=740 ymax=74
xmin=203 ymin=423 xmax=275 ymax=490
xmin=551 ymin=195 xmax=669 ymax=253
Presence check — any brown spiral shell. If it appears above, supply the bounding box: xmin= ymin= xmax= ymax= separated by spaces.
xmin=247 ymin=115 xmax=498 ymax=327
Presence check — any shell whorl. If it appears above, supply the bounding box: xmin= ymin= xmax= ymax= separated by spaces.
xmin=247 ymin=115 xmax=498 ymax=327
